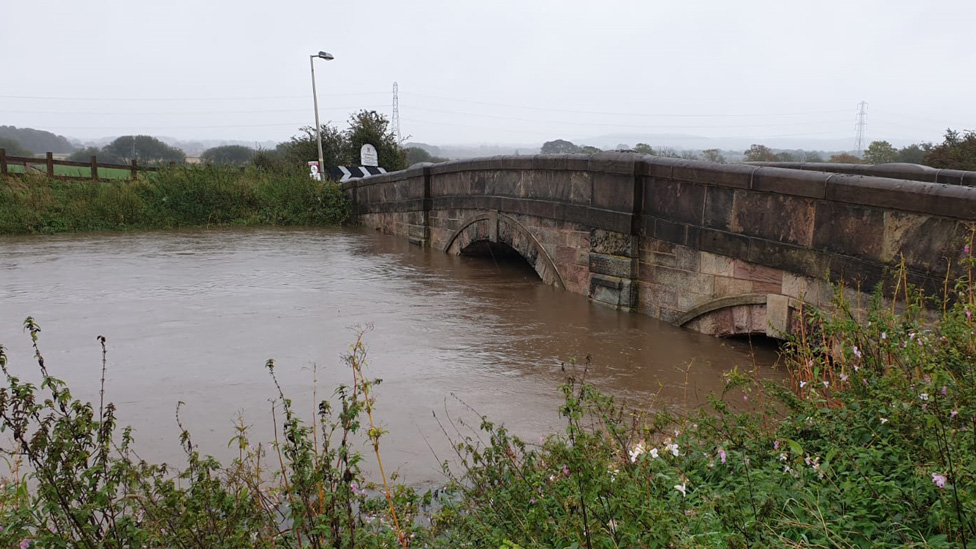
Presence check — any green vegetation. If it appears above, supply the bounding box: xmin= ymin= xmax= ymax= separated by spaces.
xmin=96 ymin=135 xmax=186 ymax=165
xmin=3 ymin=163 xmax=132 ymax=180
xmin=0 ymin=164 xmax=350 ymax=234
xmin=258 ymin=110 xmax=407 ymax=173
xmin=1 ymin=242 xmax=974 ymax=546
xmin=200 ymin=144 xmax=257 ymax=166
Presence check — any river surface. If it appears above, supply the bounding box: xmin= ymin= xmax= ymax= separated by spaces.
xmin=0 ymin=227 xmax=780 ymax=487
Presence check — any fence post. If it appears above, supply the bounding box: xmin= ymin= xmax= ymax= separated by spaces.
xmin=131 ymin=159 xmax=138 ymax=180
xmin=47 ymin=152 xmax=55 ymax=177
xmin=0 ymin=148 xmax=6 ymax=176
xmin=91 ymin=156 xmax=99 ymax=181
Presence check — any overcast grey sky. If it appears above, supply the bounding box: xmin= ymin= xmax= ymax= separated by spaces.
xmin=3 ymin=0 xmax=974 ymax=148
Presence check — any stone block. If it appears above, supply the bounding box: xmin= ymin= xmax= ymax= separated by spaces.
xmin=700 ymin=251 xmax=735 ymax=277
xmin=731 ymin=190 xmax=816 ymax=247
xmin=644 ymin=179 xmax=706 ymax=225
xmin=733 ymin=259 xmax=783 ymax=285
xmin=589 ymin=253 xmax=638 ymax=279
xmin=882 ymin=211 xmax=961 ymax=272
xmin=704 ymin=186 xmax=735 ymax=231
xmin=671 ymin=160 xmax=752 ymax=189
xmin=640 ymin=264 xmax=714 ymax=295
xmin=590 ymin=228 xmax=637 ymax=256
xmin=589 ymin=273 xmax=636 ymax=309
xmin=638 ymin=282 xmax=679 ymax=310
xmin=751 ymin=167 xmax=828 ymax=199
xmin=812 ymin=201 xmax=884 ymax=260
xmin=826 ymin=174 xmax=976 ymax=220
xmin=591 ymin=172 xmax=636 ymax=212
xmin=746 ymin=238 xmax=830 ymax=282
xmin=714 ymin=276 xmax=754 ymax=297
xmin=766 ymin=294 xmax=790 ymax=337
xmin=700 ymin=229 xmax=750 ymax=259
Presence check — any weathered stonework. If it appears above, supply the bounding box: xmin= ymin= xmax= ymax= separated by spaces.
xmin=344 ymin=154 xmax=976 ymax=338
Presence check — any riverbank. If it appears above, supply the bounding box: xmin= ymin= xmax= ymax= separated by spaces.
xmin=1 ymin=257 xmax=974 ymax=547
xmin=0 ymin=165 xmax=350 ymax=234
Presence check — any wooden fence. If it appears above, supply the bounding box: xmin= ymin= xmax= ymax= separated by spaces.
xmin=0 ymin=149 xmax=161 ymax=181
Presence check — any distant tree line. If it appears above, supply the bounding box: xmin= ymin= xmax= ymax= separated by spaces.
xmin=0 ymin=126 xmax=73 ymax=155
xmin=538 ymin=129 xmax=976 ymax=172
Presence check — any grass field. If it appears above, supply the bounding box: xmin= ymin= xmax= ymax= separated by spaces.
xmin=4 ymin=163 xmax=134 ymax=180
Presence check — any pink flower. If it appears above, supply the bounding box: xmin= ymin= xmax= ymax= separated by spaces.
xmin=941 ymin=386 xmax=947 ymax=396
xmin=965 ymin=244 xmax=971 ymax=254
xmin=773 ymin=440 xmax=780 ymax=451
xmin=932 ymin=473 xmax=947 ymax=489
xmin=743 ymin=395 xmax=748 ymax=402
xmin=951 ymin=410 xmax=958 ymax=418
xmin=718 ymin=449 xmax=727 ymax=464
xmin=840 ymin=373 xmax=849 ymax=382
xmin=563 ymin=466 xmax=570 ymax=476
xmin=19 ymin=539 xmax=30 ymax=549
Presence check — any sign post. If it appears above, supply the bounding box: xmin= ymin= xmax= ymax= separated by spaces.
xmin=360 ymin=144 xmax=378 ymax=167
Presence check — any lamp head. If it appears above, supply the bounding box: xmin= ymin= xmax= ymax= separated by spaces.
xmin=316 ymin=51 xmax=335 ymax=60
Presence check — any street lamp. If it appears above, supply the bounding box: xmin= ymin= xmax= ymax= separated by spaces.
xmin=309 ymin=50 xmax=335 ymax=180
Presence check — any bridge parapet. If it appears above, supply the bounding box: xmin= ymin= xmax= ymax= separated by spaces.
xmin=344 ymin=153 xmax=976 ymax=337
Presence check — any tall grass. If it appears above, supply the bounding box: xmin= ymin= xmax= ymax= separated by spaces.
xmin=0 ymin=165 xmax=350 ymax=234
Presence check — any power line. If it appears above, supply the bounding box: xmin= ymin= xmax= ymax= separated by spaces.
xmin=400 ymin=92 xmax=850 ymax=118
xmin=400 ymin=104 xmax=850 ymax=129
xmin=0 ymin=92 xmax=388 ymax=102
xmin=0 ymin=104 xmax=387 ymax=116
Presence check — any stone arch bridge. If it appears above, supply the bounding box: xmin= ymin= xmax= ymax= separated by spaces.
xmin=343 ymin=153 xmax=976 ymax=338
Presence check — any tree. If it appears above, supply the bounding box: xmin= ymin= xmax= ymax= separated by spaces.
xmin=774 ymin=151 xmax=796 ymax=162
xmin=200 ymin=145 xmax=257 ymax=166
xmin=404 ymin=147 xmax=448 ymax=165
xmin=0 ymin=137 xmax=33 ymax=156
xmin=278 ymin=124 xmax=347 ymax=171
xmin=701 ymin=149 xmax=726 ymax=163
xmin=862 ymin=141 xmax=898 ymax=164
xmin=580 ymin=145 xmax=602 ymax=154
xmin=0 ymin=126 xmax=72 ymax=154
xmin=99 ymin=135 xmax=185 ymax=165
xmin=828 ymin=153 xmax=861 ymax=163
xmin=922 ymin=129 xmax=976 ymax=170
xmin=540 ymin=139 xmax=580 ymax=154
xmin=344 ymin=110 xmax=405 ymax=171
xmin=67 ymin=146 xmax=101 ymax=162
xmin=743 ymin=144 xmax=778 ymax=162
xmin=632 ymin=143 xmax=656 ymax=155
xmin=896 ymin=143 xmax=928 ymax=164
xmin=800 ymin=151 xmax=824 ymax=162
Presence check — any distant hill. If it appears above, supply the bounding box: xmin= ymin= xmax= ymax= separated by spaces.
xmin=0 ymin=126 xmax=74 ymax=154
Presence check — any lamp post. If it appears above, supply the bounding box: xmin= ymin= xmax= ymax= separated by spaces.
xmin=309 ymin=50 xmax=335 ymax=180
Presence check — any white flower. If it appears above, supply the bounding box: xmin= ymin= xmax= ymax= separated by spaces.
xmin=628 ymin=441 xmax=645 ymax=463
xmin=649 ymin=448 xmax=659 ymax=459
xmin=822 ymin=381 xmax=830 ymax=389
xmin=920 ymin=393 xmax=930 ymax=401
xmin=779 ymin=453 xmax=788 ymax=462
xmin=799 ymin=380 xmax=807 ymax=388
xmin=665 ymin=443 xmax=680 ymax=457
xmin=674 ymin=483 xmax=687 ymax=497
xmin=880 ymin=417 xmax=888 ymax=424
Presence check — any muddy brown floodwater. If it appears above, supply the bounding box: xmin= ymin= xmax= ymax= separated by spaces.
xmin=0 ymin=227 xmax=781 ymax=488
